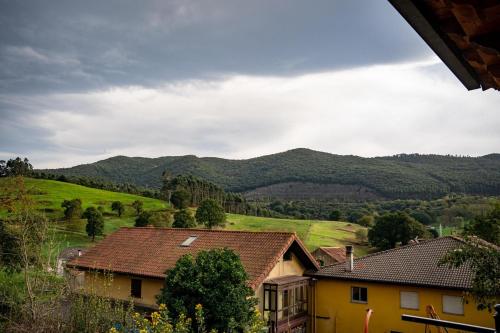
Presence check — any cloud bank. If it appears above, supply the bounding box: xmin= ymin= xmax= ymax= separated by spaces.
xmin=2 ymin=58 xmax=499 ymax=168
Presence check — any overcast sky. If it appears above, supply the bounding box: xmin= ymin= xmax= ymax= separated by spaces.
xmin=1 ymin=0 xmax=499 ymax=168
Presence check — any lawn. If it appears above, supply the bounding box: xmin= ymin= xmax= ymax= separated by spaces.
xmin=226 ymin=214 xmax=370 ymax=255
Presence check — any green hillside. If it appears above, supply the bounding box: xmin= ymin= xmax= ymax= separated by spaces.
xmin=43 ymin=149 xmax=500 ymax=200
xmin=226 ymin=214 xmax=368 ymax=255
xmin=0 ymin=178 xmax=369 ymax=255
xmin=0 ymin=177 xmax=168 ymax=219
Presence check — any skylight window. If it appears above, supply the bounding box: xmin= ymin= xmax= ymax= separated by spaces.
xmin=180 ymin=236 xmax=198 ymax=247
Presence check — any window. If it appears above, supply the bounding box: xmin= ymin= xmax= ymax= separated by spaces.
xmin=180 ymin=236 xmax=197 ymax=247
xmin=443 ymin=295 xmax=464 ymax=315
xmin=351 ymin=286 xmax=367 ymax=303
xmin=131 ymin=278 xmax=142 ymax=298
xmin=400 ymin=291 xmax=419 ymax=310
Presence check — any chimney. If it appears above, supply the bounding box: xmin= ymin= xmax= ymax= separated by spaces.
xmin=77 ymin=249 xmax=82 ymax=257
xmin=345 ymin=245 xmax=353 ymax=272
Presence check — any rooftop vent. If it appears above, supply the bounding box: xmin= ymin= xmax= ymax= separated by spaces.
xmin=180 ymin=236 xmax=198 ymax=247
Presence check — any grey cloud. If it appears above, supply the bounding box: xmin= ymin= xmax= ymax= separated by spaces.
xmin=0 ymin=0 xmax=431 ymax=93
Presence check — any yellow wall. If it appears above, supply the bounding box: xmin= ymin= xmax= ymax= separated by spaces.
xmin=83 ymin=272 xmax=164 ymax=309
xmin=255 ymin=252 xmax=306 ymax=314
xmin=314 ymin=279 xmax=494 ymax=333
xmin=79 ymin=252 xmax=306 ymax=311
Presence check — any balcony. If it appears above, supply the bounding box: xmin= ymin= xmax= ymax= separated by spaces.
xmin=263 ymin=276 xmax=311 ymax=333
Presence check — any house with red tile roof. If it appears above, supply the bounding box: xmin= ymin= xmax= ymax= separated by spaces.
xmin=311 ymin=247 xmax=348 ymax=266
xmin=67 ymin=227 xmax=319 ymax=333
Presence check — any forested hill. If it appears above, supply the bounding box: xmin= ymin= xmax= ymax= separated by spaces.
xmin=42 ymin=149 xmax=500 ymax=200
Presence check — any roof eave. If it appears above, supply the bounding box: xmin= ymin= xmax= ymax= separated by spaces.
xmin=307 ymin=273 xmax=470 ymax=291
xmin=388 ymin=0 xmax=481 ymax=90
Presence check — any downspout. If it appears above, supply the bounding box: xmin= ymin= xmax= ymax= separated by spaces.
xmin=364 ymin=309 xmax=373 ymax=333
xmin=313 ymin=278 xmax=317 ymax=333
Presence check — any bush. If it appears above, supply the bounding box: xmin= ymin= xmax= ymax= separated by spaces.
xmin=135 ymin=211 xmax=152 ymax=227
xmin=173 ymin=210 xmax=197 ymax=228
xmin=150 ymin=211 xmax=173 ymax=228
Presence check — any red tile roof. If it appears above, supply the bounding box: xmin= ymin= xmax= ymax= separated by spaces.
xmin=67 ymin=228 xmax=319 ymax=289
xmin=314 ymin=247 xmax=347 ymax=263
xmin=310 ymin=237 xmax=482 ymax=290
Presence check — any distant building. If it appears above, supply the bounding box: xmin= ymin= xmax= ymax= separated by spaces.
xmin=311 ymin=247 xmax=347 ymax=266
xmin=57 ymin=247 xmax=86 ymax=276
xmin=67 ymin=228 xmax=319 ymax=333
xmin=308 ymin=237 xmax=496 ymax=332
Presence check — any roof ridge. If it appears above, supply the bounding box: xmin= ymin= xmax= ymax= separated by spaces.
xmin=328 ymin=236 xmax=459 ymax=265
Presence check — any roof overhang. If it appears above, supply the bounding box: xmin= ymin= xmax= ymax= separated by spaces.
xmin=388 ymin=0 xmax=500 ymax=91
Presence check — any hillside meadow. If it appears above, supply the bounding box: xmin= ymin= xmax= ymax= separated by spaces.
xmin=0 ymin=177 xmax=370 ymax=256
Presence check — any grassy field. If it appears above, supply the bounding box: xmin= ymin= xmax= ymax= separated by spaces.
xmin=225 ymin=214 xmax=369 ymax=256
xmin=1 ymin=177 xmax=370 ymax=256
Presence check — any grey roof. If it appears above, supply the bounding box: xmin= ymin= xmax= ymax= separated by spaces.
xmin=310 ymin=237 xmax=475 ymax=290
xmin=58 ymin=247 xmax=86 ymax=261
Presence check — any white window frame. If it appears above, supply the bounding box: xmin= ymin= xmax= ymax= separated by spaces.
xmin=400 ymin=291 xmax=419 ymax=310
xmin=442 ymin=295 xmax=464 ymax=315
xmin=351 ymin=286 xmax=368 ymax=304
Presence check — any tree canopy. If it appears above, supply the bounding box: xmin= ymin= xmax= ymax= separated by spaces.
xmin=172 ymin=209 xmax=196 ymax=228
xmin=463 ymin=205 xmax=500 ymax=245
xmin=157 ymin=248 xmax=257 ymax=331
xmin=131 ymin=200 xmax=143 ymax=216
xmin=195 ymin=199 xmax=226 ymax=229
xmin=83 ymin=207 xmax=104 ymax=241
xmin=0 ymin=157 xmax=33 ymax=177
xmin=368 ymin=212 xmax=428 ymax=250
xmin=170 ymin=189 xmax=191 ymax=209
xmin=61 ymin=199 xmax=82 ymax=221
xmin=111 ymin=201 xmax=125 ymax=217
xmin=135 ymin=211 xmax=152 ymax=227
xmin=440 ymin=237 xmax=500 ymax=311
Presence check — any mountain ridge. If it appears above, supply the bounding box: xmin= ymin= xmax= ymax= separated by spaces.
xmin=41 ymin=148 xmax=500 ymax=200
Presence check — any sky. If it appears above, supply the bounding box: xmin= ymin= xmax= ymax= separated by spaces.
xmin=1 ymin=0 xmax=499 ymax=168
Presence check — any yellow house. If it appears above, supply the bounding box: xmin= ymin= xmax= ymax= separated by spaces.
xmin=66 ymin=227 xmax=319 ymax=333
xmin=308 ymin=237 xmax=496 ymax=333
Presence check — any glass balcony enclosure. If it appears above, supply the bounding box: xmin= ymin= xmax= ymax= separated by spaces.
xmin=263 ymin=276 xmax=310 ymax=333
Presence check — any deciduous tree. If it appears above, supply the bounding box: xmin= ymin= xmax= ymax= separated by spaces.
xmin=368 ymin=212 xmax=428 ymax=250
xmin=170 ymin=189 xmax=191 ymax=209
xmin=440 ymin=236 xmax=500 ymax=311
xmin=157 ymin=249 xmax=257 ymax=331
xmin=195 ymin=199 xmax=226 ymax=229
xmin=463 ymin=205 xmax=500 ymax=246
xmin=61 ymin=199 xmax=82 ymax=221
xmin=83 ymin=207 xmax=104 ymax=241
xmin=111 ymin=201 xmax=125 ymax=217
xmin=135 ymin=211 xmax=152 ymax=227
xmin=131 ymin=200 xmax=143 ymax=216
xmin=173 ymin=209 xmax=196 ymax=228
